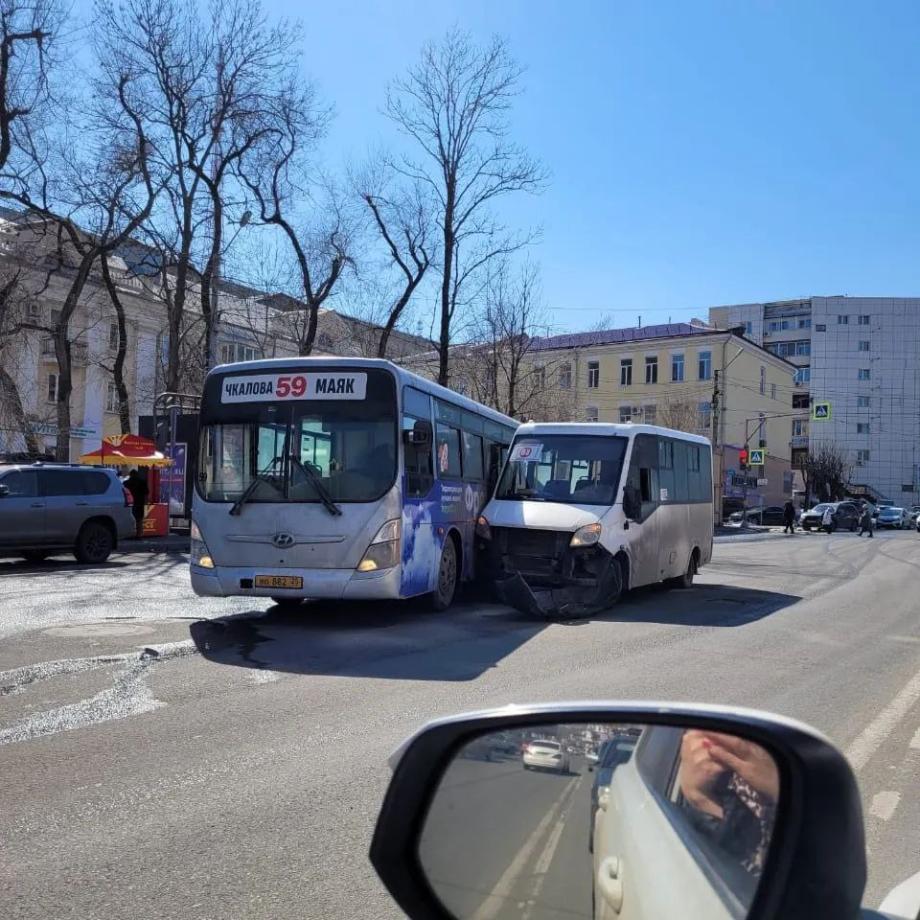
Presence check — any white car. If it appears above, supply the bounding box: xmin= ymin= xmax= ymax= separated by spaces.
xmin=521 ymin=739 xmax=569 ymax=773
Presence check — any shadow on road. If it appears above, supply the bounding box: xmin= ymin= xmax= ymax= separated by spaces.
xmin=188 ymin=588 xmax=550 ymax=682
xmin=188 ymin=582 xmax=799 ymax=682
xmin=0 ymin=554 xmax=186 ymax=577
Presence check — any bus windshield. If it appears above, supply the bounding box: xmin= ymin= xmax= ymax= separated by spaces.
xmin=496 ymin=434 xmax=628 ymax=505
xmin=198 ymin=369 xmax=397 ymax=504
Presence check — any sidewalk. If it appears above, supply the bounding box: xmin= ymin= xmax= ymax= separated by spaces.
xmin=713 ymin=524 xmax=786 ymax=544
xmin=117 ymin=532 xmax=190 ymax=554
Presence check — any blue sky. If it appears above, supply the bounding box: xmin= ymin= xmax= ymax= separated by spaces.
xmin=76 ymin=0 xmax=920 ymax=332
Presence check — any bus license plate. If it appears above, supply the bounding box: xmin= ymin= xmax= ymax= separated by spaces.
xmin=254 ymin=575 xmax=303 ymax=589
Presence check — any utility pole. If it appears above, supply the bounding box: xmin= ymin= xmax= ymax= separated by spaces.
xmin=711 ymin=369 xmax=721 ymax=527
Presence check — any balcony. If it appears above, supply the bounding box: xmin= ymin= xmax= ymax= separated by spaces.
xmin=791 ymin=435 xmax=808 ymax=449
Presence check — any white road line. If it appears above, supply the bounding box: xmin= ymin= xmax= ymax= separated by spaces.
xmin=845 ymin=664 xmax=920 ymax=771
xmin=470 ymin=776 xmax=577 ymax=920
xmin=910 ymin=727 xmax=920 ymax=751
xmin=869 ymin=791 xmax=901 ymax=822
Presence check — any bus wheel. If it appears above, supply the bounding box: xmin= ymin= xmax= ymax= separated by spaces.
xmin=431 ymin=537 xmax=458 ymax=611
xmin=667 ymin=552 xmax=697 ymax=589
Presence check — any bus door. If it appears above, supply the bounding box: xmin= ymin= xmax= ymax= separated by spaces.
xmin=623 ymin=434 xmax=659 ymax=588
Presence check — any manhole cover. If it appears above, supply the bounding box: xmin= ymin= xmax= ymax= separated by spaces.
xmin=43 ymin=623 xmax=156 ymax=638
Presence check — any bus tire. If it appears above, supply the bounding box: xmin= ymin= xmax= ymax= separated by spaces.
xmin=667 ymin=550 xmax=698 ymax=589
xmin=430 ymin=535 xmax=458 ymax=611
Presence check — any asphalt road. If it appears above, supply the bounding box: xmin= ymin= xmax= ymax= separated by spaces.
xmin=1 ymin=529 xmax=919 ymax=918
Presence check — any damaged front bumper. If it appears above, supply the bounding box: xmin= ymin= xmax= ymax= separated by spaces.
xmin=486 ymin=527 xmax=622 ymax=619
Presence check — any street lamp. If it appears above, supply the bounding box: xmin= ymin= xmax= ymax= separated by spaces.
xmin=209 ymin=209 xmax=253 ymax=369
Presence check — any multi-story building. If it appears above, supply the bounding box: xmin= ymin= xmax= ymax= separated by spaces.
xmin=710 ymin=297 xmax=920 ymax=503
xmin=524 ymin=322 xmax=796 ymax=510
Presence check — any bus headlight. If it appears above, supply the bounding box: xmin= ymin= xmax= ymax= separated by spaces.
xmin=190 ymin=521 xmax=215 ymax=569
xmin=357 ymin=519 xmax=401 ymax=572
xmin=476 ymin=514 xmax=491 ymax=539
xmin=570 ymin=523 xmax=602 ymax=547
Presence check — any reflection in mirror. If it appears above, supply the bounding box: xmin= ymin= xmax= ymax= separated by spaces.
xmin=418 ymin=722 xmax=779 ymax=920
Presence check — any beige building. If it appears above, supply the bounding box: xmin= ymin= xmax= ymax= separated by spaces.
xmin=526 ymin=322 xmax=797 ymax=510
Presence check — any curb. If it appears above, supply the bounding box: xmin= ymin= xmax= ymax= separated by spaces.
xmin=714 ymin=531 xmax=787 ymax=544
xmin=115 ymin=539 xmax=190 ymax=555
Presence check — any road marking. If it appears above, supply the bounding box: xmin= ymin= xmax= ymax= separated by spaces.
xmin=470 ymin=776 xmax=577 ymax=920
xmin=845 ymin=665 xmax=920 ymax=771
xmin=869 ymin=791 xmax=901 ymax=822
xmin=910 ymin=728 xmax=920 ymax=751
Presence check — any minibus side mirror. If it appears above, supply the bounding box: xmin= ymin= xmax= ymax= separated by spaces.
xmin=622 ymin=485 xmax=641 ymax=520
xmin=404 ymin=421 xmax=432 ymax=448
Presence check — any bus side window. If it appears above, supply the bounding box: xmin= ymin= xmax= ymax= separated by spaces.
xmin=628 ymin=434 xmax=659 ymax=521
xmin=403 ymin=415 xmax=434 ymax=497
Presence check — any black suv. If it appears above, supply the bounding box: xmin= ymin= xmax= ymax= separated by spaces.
xmin=799 ymin=501 xmax=861 ymax=532
xmin=0 ymin=464 xmax=135 ymax=563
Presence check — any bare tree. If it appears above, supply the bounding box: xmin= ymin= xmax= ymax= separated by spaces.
xmin=98 ymin=252 xmax=132 ymax=433
xmin=355 ymin=164 xmax=433 ymax=358
xmin=386 ymin=30 xmax=545 ymax=386
xmin=657 ymin=398 xmax=704 ymax=434
xmin=801 ymin=442 xmax=852 ymax=504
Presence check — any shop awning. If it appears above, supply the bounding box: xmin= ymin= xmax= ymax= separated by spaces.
xmin=79 ymin=434 xmax=173 ymax=468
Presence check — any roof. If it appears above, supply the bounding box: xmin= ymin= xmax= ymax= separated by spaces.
xmin=529 ymin=322 xmax=717 ymax=352
xmin=513 ymin=420 xmax=712 ymax=446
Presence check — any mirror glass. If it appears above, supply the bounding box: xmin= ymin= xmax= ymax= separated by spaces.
xmin=418 ymin=722 xmax=780 ymax=920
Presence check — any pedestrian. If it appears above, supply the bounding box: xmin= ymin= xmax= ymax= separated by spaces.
xmin=124 ymin=468 xmax=148 ymax=539
xmin=782 ymin=500 xmax=795 ymax=535
xmin=822 ymin=505 xmax=834 ymax=534
xmin=858 ymin=503 xmax=874 ymax=538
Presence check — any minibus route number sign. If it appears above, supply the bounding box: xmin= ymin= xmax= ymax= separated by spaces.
xmin=220 ymin=372 xmax=368 ymax=403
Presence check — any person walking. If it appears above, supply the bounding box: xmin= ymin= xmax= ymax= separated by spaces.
xmin=821 ymin=504 xmax=835 ymax=534
xmin=858 ymin=503 xmax=874 ymax=538
xmin=782 ymin=500 xmax=796 ymax=535
xmin=124 ymin=469 xmax=149 ymax=539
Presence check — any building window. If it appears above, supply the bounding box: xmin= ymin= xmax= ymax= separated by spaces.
xmin=857 ymin=449 xmax=870 ymax=463
xmin=619 ymin=359 xmax=631 ymax=386
xmin=558 ymin=363 xmax=571 ymax=389
xmin=587 ymin=360 xmax=600 ymax=388
xmin=51 ymin=309 xmax=62 ymax=327
xmin=857 ymin=395 xmax=870 ymax=408
xmin=698 ymin=401 xmax=711 ymax=429
xmin=767 ymin=318 xmax=793 ymax=332
xmin=794 ymin=367 xmax=811 ymax=384
xmin=857 ymin=368 xmax=871 ymax=381
xmin=108 ymin=322 xmax=119 ymax=351
xmin=796 ymin=341 xmax=810 ymax=356
xmin=815 ymin=324 xmax=826 ymax=332
xmin=317 ymin=332 xmax=334 ymax=349
xmin=798 ymin=317 xmax=811 ymax=329
xmin=585 ymin=406 xmax=598 ymax=422
xmin=792 ymin=393 xmax=809 ymax=409
xmin=47 ymin=373 xmax=58 ymax=402
xmin=837 ymin=315 xmax=849 ymax=325
xmin=858 ymin=340 xmax=870 ymax=352
xmin=220 ymin=343 xmax=258 ymax=364
xmin=105 ymin=381 xmax=119 ymax=413
xmin=792 ymin=418 xmax=808 ymax=437
xmin=858 ymin=315 xmax=870 ymax=325
xmin=770 ymin=382 xmax=777 ymax=400
xmin=698 ymin=351 xmax=712 ymax=380
xmin=534 ymin=366 xmax=546 ymax=389
xmin=645 ymin=356 xmax=658 ymax=384
xmin=671 ymin=353 xmax=684 ymax=381
xmin=643 ymin=405 xmax=657 ymax=425
xmin=619 ymin=406 xmax=632 ymax=423
xmin=759 ymin=366 xmax=766 ymax=395
xmin=743 ymin=321 xmax=753 ymax=336
xmin=856 ymin=423 xmax=870 ymax=434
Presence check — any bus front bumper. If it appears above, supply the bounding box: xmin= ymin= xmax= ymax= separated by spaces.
xmin=190 ymin=563 xmax=403 ymax=600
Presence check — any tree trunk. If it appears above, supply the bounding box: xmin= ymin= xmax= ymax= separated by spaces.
xmin=100 ymin=255 xmax=133 ymax=434
xmin=377 ymin=276 xmax=423 ymax=358
xmin=200 ymin=188 xmax=223 ymax=369
xmin=438 ymin=197 xmax=455 ymax=387
xmin=53 ymin=331 xmax=72 ymax=461
xmin=0 ymin=365 xmax=41 ymax=456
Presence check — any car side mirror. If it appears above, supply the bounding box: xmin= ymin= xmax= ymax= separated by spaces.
xmin=403 ymin=421 xmax=432 ymax=448
xmin=622 ymin=484 xmax=641 ymax=520
xmin=371 ymin=703 xmax=866 ymax=920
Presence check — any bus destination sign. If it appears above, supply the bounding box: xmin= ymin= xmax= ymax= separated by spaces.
xmin=220 ymin=372 xmax=368 ymax=403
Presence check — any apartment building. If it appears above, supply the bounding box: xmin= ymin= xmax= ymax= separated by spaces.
xmin=710 ymin=297 xmax=920 ymax=502
xmin=526 ymin=322 xmax=796 ymax=509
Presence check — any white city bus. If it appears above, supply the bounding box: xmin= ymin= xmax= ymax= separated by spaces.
xmin=477 ymin=422 xmax=713 ymax=617
xmin=190 ymin=357 xmax=517 ymax=609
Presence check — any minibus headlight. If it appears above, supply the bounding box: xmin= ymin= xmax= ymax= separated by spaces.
xmin=357 ymin=519 xmax=401 ymax=572
xmin=190 ymin=521 xmax=215 ymax=569
xmin=476 ymin=514 xmax=491 ymax=539
xmin=570 ymin=522 xmax=602 ymax=547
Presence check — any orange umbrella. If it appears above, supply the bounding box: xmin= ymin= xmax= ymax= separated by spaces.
xmin=79 ymin=434 xmax=173 ymax=468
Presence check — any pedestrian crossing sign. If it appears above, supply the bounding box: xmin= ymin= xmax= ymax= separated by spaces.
xmin=749 ymin=449 xmax=765 ymax=465
xmin=812 ymin=402 xmax=831 ymax=421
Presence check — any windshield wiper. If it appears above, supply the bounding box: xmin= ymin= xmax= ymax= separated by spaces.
xmin=290 ymin=455 xmax=342 ymax=517
xmin=229 ymin=455 xmax=284 ymax=516
xmin=502 ymin=489 xmax=546 ymax=501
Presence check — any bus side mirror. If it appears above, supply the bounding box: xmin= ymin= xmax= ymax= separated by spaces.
xmin=404 ymin=422 xmax=432 ymax=448
xmin=622 ymin=485 xmax=641 ymax=520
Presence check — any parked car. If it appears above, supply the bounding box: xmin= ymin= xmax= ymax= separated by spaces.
xmin=877 ymin=506 xmax=909 ymax=529
xmin=908 ymin=506 xmax=920 ymax=525
xmin=799 ymin=501 xmax=860 ymax=532
xmin=521 ymin=739 xmax=569 ymax=773
xmin=0 ymin=463 xmax=135 ymax=563
xmin=588 ymin=734 xmax=638 ymax=850
xmin=728 ymin=505 xmax=786 ymax=526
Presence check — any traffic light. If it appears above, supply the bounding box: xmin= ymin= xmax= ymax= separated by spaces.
xmin=739 ymin=448 xmax=748 ymax=471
